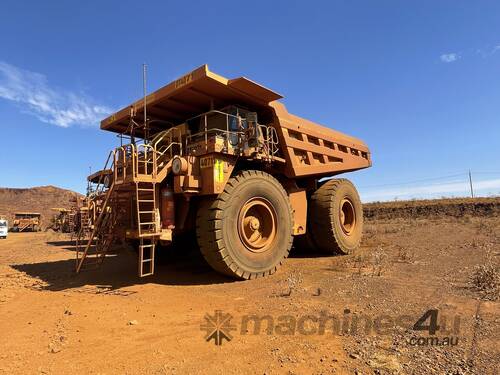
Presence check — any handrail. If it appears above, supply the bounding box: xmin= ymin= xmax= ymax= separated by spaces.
xmin=152 ymin=127 xmax=182 ymax=151
xmin=114 ymin=143 xmax=136 ymax=181
xmin=108 ymin=124 xmax=185 ymax=184
xmin=76 ymin=181 xmax=115 ymax=273
xmin=136 ymin=143 xmax=156 ymax=178
xmin=258 ymin=125 xmax=279 ymax=160
xmin=185 ymin=110 xmax=248 ymax=153
xmin=185 ymin=109 xmax=244 ymax=124
xmin=89 ymin=149 xmax=115 ymax=198
xmin=187 ymin=128 xmax=244 ymax=141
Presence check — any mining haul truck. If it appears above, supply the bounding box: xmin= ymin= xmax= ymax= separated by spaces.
xmin=50 ymin=208 xmax=72 ymax=233
xmin=11 ymin=212 xmax=42 ymax=232
xmin=76 ymin=65 xmax=371 ymax=279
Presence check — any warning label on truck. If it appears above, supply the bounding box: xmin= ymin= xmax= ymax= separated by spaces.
xmin=214 ymin=159 xmax=224 ymax=184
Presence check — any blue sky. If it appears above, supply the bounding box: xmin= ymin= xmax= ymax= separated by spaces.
xmin=1 ymin=0 xmax=499 ymax=201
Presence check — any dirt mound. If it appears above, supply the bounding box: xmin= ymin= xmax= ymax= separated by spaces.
xmin=0 ymin=186 xmax=82 ymax=228
xmin=364 ymin=197 xmax=500 ymax=220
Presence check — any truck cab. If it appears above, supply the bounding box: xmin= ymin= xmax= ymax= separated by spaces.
xmin=0 ymin=219 xmax=7 ymax=239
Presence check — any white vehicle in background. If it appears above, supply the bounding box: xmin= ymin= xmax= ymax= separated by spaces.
xmin=0 ymin=219 xmax=7 ymax=239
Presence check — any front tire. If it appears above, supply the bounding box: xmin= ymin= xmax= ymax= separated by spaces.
xmin=196 ymin=170 xmax=293 ymax=279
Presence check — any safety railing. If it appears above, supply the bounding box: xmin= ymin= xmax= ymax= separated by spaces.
xmin=114 ymin=144 xmax=135 ymax=183
xmin=113 ymin=128 xmax=182 ymax=182
xmin=136 ymin=143 xmax=156 ymax=178
xmin=187 ymin=128 xmax=244 ymax=154
xmin=152 ymin=126 xmax=183 ymax=159
xmin=258 ymin=125 xmax=279 ymax=160
xmin=88 ymin=149 xmax=115 ymax=198
xmin=185 ymin=110 xmax=245 ymax=153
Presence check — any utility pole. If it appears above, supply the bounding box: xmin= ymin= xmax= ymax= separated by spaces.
xmin=468 ymin=170 xmax=474 ymax=198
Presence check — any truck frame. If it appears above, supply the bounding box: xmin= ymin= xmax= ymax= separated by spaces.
xmin=76 ymin=65 xmax=371 ymax=279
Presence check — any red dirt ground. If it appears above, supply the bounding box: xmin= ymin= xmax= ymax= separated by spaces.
xmin=0 ymin=198 xmax=498 ymax=374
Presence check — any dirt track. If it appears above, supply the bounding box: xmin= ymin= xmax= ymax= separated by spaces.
xmin=0 ymin=208 xmax=499 ymax=374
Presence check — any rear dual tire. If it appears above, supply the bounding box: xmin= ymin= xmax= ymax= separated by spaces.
xmin=308 ymin=178 xmax=363 ymax=255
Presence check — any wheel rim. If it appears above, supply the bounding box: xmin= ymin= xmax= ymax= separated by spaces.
xmin=238 ymin=197 xmax=277 ymax=253
xmin=339 ymin=198 xmax=356 ymax=235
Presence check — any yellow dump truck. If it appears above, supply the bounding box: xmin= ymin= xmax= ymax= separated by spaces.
xmin=11 ymin=212 xmax=42 ymax=232
xmin=50 ymin=208 xmax=72 ymax=233
xmin=77 ymin=65 xmax=371 ymax=279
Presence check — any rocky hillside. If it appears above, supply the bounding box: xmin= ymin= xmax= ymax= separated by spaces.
xmin=0 ymin=186 xmax=82 ymax=228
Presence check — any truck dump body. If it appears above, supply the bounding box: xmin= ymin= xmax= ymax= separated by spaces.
xmin=101 ymin=65 xmax=282 ymax=135
xmin=270 ymin=102 xmax=370 ymax=178
xmin=101 ymin=65 xmax=371 ymax=178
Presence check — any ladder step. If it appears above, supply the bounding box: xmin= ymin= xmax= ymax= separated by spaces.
xmin=139 ymin=222 xmax=155 ymax=225
xmin=137 ymin=188 xmax=155 ymax=191
xmin=138 ymin=242 xmax=155 ymax=277
xmin=138 ymin=199 xmax=155 ymax=203
xmin=139 ymin=211 xmax=155 ymax=214
xmin=139 ymin=233 xmax=160 ymax=238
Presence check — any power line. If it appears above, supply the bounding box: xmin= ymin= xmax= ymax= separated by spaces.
xmin=473 ymin=171 xmax=500 ymax=175
xmin=359 ymin=173 xmax=467 ymax=189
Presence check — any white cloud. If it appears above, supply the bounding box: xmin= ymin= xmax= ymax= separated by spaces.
xmin=361 ymin=178 xmax=500 ymax=202
xmin=440 ymin=53 xmax=459 ymax=63
xmin=0 ymin=61 xmax=112 ymax=128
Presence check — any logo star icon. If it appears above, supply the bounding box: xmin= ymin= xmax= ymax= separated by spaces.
xmin=200 ymin=310 xmax=236 ymax=346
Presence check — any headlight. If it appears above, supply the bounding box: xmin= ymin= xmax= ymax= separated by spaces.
xmin=172 ymin=156 xmax=187 ymax=175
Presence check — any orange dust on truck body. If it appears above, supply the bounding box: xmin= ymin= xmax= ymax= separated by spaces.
xmin=76 ymin=65 xmax=371 ymax=279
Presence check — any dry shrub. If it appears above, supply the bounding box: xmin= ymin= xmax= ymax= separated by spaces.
xmin=461 ymin=215 xmax=472 ymax=224
xmin=396 ymin=246 xmax=414 ymax=263
xmin=469 ymin=251 xmax=499 ymax=301
xmin=276 ymin=270 xmax=304 ymax=297
xmin=371 ymin=247 xmax=387 ymax=276
xmin=286 ymin=270 xmax=303 ymax=291
xmin=363 ymin=223 xmax=378 ymax=239
xmin=352 ymin=254 xmax=367 ymax=275
xmin=382 ymin=224 xmax=404 ymax=234
xmin=475 ymin=218 xmax=496 ymax=237
xmin=330 ymin=257 xmax=349 ymax=272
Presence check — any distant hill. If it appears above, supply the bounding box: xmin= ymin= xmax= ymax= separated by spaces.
xmin=0 ymin=186 xmax=82 ymax=228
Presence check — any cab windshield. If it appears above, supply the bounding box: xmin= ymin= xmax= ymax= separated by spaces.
xmin=0 ymin=221 xmax=7 ymax=227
